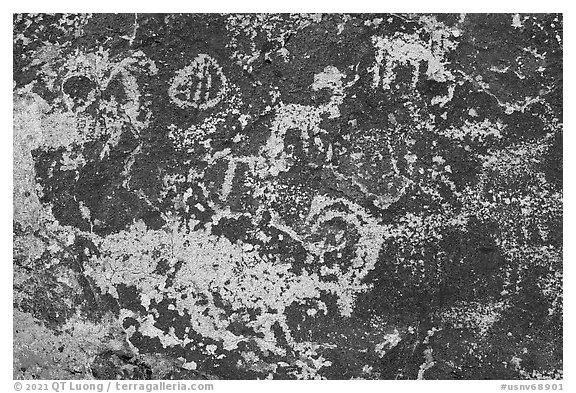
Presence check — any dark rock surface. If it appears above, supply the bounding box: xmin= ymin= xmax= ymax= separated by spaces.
xmin=13 ymin=13 xmax=562 ymax=380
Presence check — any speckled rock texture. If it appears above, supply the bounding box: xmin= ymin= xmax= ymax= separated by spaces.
xmin=13 ymin=13 xmax=562 ymax=380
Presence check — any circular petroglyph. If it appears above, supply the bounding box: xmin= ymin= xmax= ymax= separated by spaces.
xmin=61 ymin=74 xmax=98 ymax=111
xmin=302 ymin=195 xmax=385 ymax=274
xmin=60 ymin=50 xmax=157 ymax=123
xmin=58 ymin=50 xmax=158 ymax=159
xmin=169 ymin=54 xmax=229 ymax=110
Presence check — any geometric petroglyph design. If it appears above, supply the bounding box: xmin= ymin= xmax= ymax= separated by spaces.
xmin=169 ymin=54 xmax=229 ymax=110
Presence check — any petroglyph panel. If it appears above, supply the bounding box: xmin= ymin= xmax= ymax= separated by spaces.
xmin=13 ymin=13 xmax=562 ymax=380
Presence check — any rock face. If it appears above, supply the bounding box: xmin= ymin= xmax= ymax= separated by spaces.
xmin=13 ymin=13 xmax=562 ymax=380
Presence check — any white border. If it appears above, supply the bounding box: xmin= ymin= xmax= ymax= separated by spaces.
xmin=2 ymin=2 xmax=571 ymax=392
